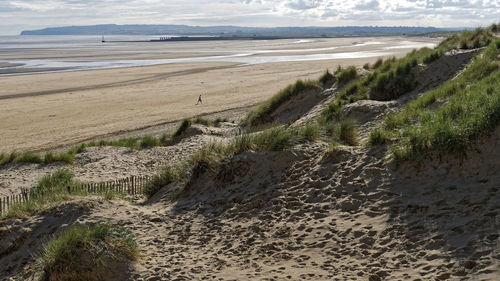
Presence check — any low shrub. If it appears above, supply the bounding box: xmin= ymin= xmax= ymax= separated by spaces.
xmin=14 ymin=152 xmax=43 ymax=164
xmin=377 ymin=44 xmax=500 ymax=161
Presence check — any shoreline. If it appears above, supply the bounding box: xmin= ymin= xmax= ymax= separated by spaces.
xmin=0 ymin=36 xmax=441 ymax=153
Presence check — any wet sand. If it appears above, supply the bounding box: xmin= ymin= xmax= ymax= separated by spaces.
xmin=0 ymin=37 xmax=440 ymax=152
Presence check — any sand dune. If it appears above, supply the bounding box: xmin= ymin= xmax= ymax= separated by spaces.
xmin=1 ymin=37 xmax=498 ymax=281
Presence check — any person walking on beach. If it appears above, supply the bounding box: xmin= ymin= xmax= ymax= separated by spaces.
xmin=196 ymin=94 xmax=203 ymax=105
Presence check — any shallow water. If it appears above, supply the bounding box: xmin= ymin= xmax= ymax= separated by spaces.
xmin=0 ymin=35 xmax=437 ymax=76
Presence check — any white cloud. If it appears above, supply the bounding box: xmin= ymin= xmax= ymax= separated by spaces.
xmin=0 ymin=0 xmax=499 ymax=34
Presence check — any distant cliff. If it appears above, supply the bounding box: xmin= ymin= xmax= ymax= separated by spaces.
xmin=20 ymin=24 xmax=450 ymax=37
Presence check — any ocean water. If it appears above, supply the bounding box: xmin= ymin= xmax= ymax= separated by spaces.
xmin=0 ymin=35 xmax=437 ymax=76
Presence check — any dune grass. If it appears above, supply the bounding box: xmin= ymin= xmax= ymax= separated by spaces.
xmin=146 ymin=123 xmax=326 ymax=198
xmin=329 ymin=27 xmax=496 ymax=107
xmin=1 ymin=168 xmax=76 ymax=219
xmin=370 ymin=41 xmax=500 ymax=161
xmin=244 ymin=79 xmax=321 ymax=127
xmin=0 ymin=116 xmax=231 ymax=167
xmin=368 ymin=128 xmax=389 ymax=146
xmin=1 ymin=169 xmax=122 ymax=219
xmin=458 ymin=28 xmax=494 ymax=49
xmin=172 ymin=118 xmax=193 ymax=138
xmin=143 ymin=165 xmax=185 ymax=198
xmin=335 ymin=66 xmax=358 ymax=85
xmin=319 ymin=69 xmax=335 ymax=86
xmin=39 ymin=222 xmax=138 ymax=281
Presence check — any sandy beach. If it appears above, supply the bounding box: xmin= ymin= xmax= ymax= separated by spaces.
xmin=1 ymin=40 xmax=498 ymax=281
xmin=0 ymin=36 xmax=439 ymax=153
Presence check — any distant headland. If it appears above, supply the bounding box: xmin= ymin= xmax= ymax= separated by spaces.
xmin=20 ymin=24 xmax=461 ymax=37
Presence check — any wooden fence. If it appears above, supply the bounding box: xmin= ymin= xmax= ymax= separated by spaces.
xmin=0 ymin=175 xmax=153 ymax=215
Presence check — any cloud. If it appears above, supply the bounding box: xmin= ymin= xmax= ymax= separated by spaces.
xmin=285 ymin=0 xmax=323 ymax=10
xmin=1 ymin=0 xmax=500 ymax=35
xmin=354 ymin=0 xmax=379 ymax=11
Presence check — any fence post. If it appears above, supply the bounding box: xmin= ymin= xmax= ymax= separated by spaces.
xmin=132 ymin=176 xmax=135 ymax=194
xmin=0 ymin=197 xmax=3 ymax=214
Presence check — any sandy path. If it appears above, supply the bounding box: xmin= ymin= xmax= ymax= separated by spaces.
xmin=2 ymin=140 xmax=498 ymax=280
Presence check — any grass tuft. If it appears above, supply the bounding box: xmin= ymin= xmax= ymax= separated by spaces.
xmin=319 ymin=70 xmax=335 ymax=86
xmin=139 ymin=135 xmax=160 ymax=149
xmin=336 ymin=66 xmax=358 ymax=85
xmin=39 ymin=222 xmax=138 ymax=281
xmin=339 ymin=119 xmax=358 ymax=146
xmin=173 ymin=118 xmax=192 ymax=138
xmin=143 ymin=166 xmax=180 ymax=198
xmin=368 ymin=129 xmax=388 ymax=146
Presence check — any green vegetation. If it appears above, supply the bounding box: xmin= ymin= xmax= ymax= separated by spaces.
xmin=0 ymin=151 xmax=75 ymax=166
xmin=39 ymin=222 xmax=138 ymax=281
xmin=319 ymin=70 xmax=335 ymax=86
xmin=1 ymin=169 xmax=75 ymax=219
xmin=372 ymin=40 xmax=500 ymax=161
xmin=372 ymin=58 xmax=383 ymax=69
xmin=0 ymin=115 xmax=232 ymax=167
xmin=335 ymin=66 xmax=358 ymax=85
xmin=368 ymin=129 xmax=389 ymax=146
xmin=244 ymin=79 xmax=321 ymax=127
xmin=147 ymin=123 xmax=327 ymax=198
xmin=0 ymin=152 xmax=20 ymax=165
xmin=173 ymin=118 xmax=193 ymax=138
xmin=339 ymin=120 xmax=358 ymax=146
xmin=14 ymin=152 xmax=43 ymax=164
xmin=318 ymin=27 xmax=500 ymax=154
xmin=422 ymin=49 xmax=442 ymax=64
xmin=143 ymin=166 xmax=183 ymax=198
xmin=458 ymin=28 xmax=494 ymax=49
xmin=1 ymin=169 xmax=121 ymax=219
xmin=329 ymin=27 xmax=498 ymax=107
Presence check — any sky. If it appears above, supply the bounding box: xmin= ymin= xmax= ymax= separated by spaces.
xmin=1 ymin=0 xmax=500 ymax=35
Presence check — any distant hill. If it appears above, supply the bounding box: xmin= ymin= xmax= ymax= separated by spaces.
xmin=20 ymin=24 xmax=452 ymax=37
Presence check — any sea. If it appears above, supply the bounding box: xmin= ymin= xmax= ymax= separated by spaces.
xmin=0 ymin=35 xmax=437 ymax=76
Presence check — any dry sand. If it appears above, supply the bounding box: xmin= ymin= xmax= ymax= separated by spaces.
xmin=0 ymin=36 xmax=440 ymax=153
xmin=1 ymin=132 xmax=498 ymax=281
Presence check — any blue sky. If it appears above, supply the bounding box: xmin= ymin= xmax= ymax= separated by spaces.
xmin=1 ymin=0 xmax=500 ymax=35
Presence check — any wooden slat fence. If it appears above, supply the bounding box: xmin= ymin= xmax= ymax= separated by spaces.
xmin=0 ymin=175 xmax=152 ymax=215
